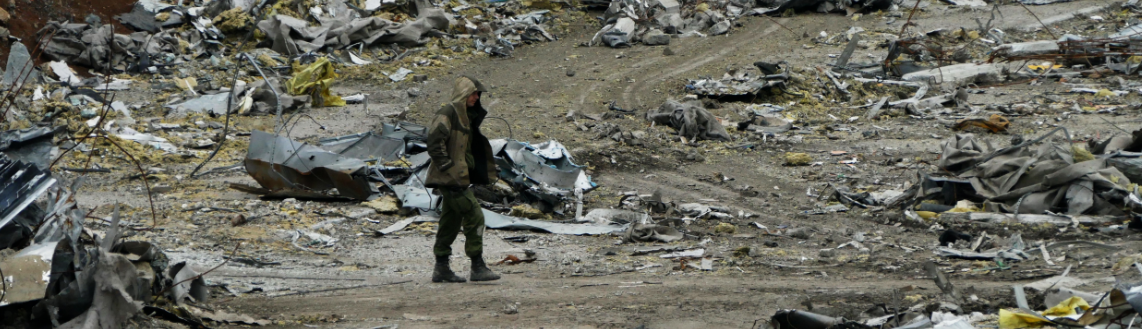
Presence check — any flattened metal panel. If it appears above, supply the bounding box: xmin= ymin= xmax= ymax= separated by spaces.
xmin=245 ymin=131 xmax=376 ymax=200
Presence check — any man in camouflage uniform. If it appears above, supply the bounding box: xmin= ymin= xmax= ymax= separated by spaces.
xmin=424 ymin=76 xmax=500 ymax=283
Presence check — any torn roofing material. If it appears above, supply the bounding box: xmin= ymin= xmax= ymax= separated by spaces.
xmin=319 ymin=131 xmax=406 ymax=162
xmin=244 ymin=130 xmax=378 ymax=200
xmin=918 ymin=130 xmax=1135 ymax=217
xmin=256 ymin=8 xmax=449 ymax=56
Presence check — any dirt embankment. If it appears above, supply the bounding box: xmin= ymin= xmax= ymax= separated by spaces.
xmin=0 ymin=0 xmax=135 ymax=67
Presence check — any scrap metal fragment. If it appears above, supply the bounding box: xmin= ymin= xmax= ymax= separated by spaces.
xmin=244 ymin=130 xmax=378 ymax=200
xmin=0 ymin=155 xmax=58 ymax=247
xmin=954 ymin=114 xmax=1010 ymax=133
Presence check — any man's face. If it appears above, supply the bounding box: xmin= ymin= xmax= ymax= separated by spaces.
xmin=466 ymin=92 xmax=480 ymax=107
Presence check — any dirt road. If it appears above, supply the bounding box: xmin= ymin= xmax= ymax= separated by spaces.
xmin=163 ymin=1 xmax=1142 ymax=327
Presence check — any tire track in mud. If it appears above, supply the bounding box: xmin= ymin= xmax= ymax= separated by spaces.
xmin=577 ymin=20 xmax=782 ymax=111
xmin=622 ymin=23 xmax=783 ymax=109
xmin=575 ymin=55 xmax=663 ymax=110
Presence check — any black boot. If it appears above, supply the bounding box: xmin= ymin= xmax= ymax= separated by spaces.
xmin=432 ymin=255 xmax=466 ymax=283
xmin=469 ymin=256 xmax=501 ymax=282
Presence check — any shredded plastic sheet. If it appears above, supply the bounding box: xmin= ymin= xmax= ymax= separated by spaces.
xmin=998 ymin=296 xmax=1091 ymax=329
xmin=285 ymin=57 xmax=346 ymax=107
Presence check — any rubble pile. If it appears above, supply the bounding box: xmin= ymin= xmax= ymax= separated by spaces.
xmin=907 ymin=130 xmax=1134 ymax=217
xmin=591 ymin=0 xmax=747 ymax=47
xmin=0 ymin=154 xmax=234 ymax=328
xmin=238 ymin=120 xmax=618 ymax=235
xmin=764 ymin=280 xmax=1142 ymax=329
xmin=751 ymin=0 xmax=893 ymax=16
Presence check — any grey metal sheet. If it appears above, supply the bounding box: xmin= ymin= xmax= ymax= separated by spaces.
xmin=483 ymin=209 xmax=626 ymax=235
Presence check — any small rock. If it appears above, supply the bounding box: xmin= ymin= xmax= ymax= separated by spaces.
xmin=0 ymin=7 xmax=9 ymax=25
xmin=663 ymin=47 xmax=676 ymax=56
xmin=79 ymin=108 xmax=98 ymax=118
xmin=643 ymin=29 xmax=671 ymax=46
xmin=787 ymin=227 xmax=811 ymax=239
xmin=783 ymin=152 xmax=812 ymax=166
xmin=631 ymin=130 xmax=647 ymax=139
xmin=502 ymin=304 xmax=519 ymax=315
xmin=231 ymin=214 xmax=247 ymax=227
xmin=566 ymin=69 xmax=575 ymax=77
xmin=710 ymin=20 xmax=731 ymax=35
xmin=412 ymin=75 xmax=429 ymax=82
xmin=763 ymin=240 xmax=779 ymax=248
xmin=150 ymin=184 xmax=173 ymax=194
xmin=714 ymin=222 xmax=736 ymax=234
xmin=818 ymin=249 xmax=837 ymax=258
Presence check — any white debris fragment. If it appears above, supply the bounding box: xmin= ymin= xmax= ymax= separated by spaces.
xmin=49 ymin=61 xmax=82 ymax=86
xmin=116 ymin=127 xmax=179 ymax=153
xmin=389 ymin=68 xmax=413 ymax=82
xmin=348 ymin=52 xmax=372 ymax=65
xmin=343 ymin=94 xmax=366 ymax=104
xmin=95 ymin=78 xmax=133 ymax=91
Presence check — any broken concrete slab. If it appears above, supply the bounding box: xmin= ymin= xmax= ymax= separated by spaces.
xmin=644 ymin=29 xmax=671 ymax=46
xmin=602 ymin=17 xmax=637 ymax=47
xmin=901 ymin=63 xmax=1004 ymax=85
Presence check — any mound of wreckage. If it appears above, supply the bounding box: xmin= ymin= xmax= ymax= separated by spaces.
xmin=2 ymin=0 xmax=564 ymax=116
xmin=0 ymin=152 xmax=256 ymax=327
xmin=884 ymin=128 xmax=1142 ymax=236
xmin=234 ymin=120 xmax=656 ymax=235
xmin=588 ymin=0 xmax=897 ymax=48
xmin=0 ymin=0 xmax=573 ymax=324
xmin=762 ymin=273 xmax=1142 ymax=329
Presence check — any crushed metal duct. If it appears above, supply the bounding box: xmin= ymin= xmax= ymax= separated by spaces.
xmin=0 ymin=154 xmax=58 ymax=250
xmin=244 ymin=130 xmax=378 ymax=200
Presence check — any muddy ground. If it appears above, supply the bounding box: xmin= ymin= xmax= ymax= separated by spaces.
xmin=27 ymin=0 xmax=1142 ymax=327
